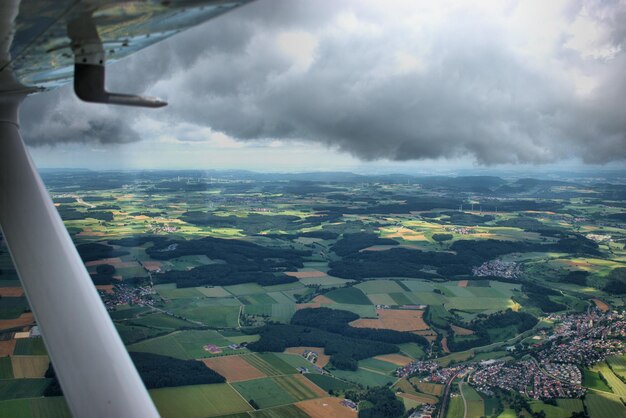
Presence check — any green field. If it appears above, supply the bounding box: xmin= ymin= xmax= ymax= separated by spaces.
xmin=591 ymin=362 xmax=626 ymax=397
xmin=585 ymin=392 xmax=626 ymax=418
xmin=167 ymin=301 xmax=240 ymax=328
xmin=304 ymin=374 xmax=355 ymax=392
xmin=324 ymin=287 xmax=371 ymax=305
xmin=273 ymin=353 xmax=321 ymax=372
xmin=528 ymin=399 xmax=584 ymax=418
xmin=0 ymin=357 xmax=13 ymax=379
xmin=150 ymin=384 xmax=253 ymax=418
xmin=0 ymin=397 xmax=70 ymax=418
xmin=115 ymin=323 xmax=167 ymax=344
xmin=607 ymin=354 xmax=626 ymax=380
xmin=242 ymin=353 xmax=296 ymax=376
xmin=129 ymin=313 xmax=200 ymax=330
xmin=128 ymin=330 xmax=231 ymax=359
xmin=249 ymin=404 xmax=310 ymax=418
xmin=583 ymin=369 xmax=612 ymax=392
xmin=13 ymin=339 xmax=47 ymax=356
xmin=358 ymin=357 xmax=399 ymax=374
xmin=399 ymin=343 xmax=426 ymax=359
xmin=461 ymin=383 xmax=484 ymax=418
xmin=0 ymin=379 xmax=50 ymax=401
xmin=331 ymin=368 xmax=396 ymax=387
xmin=109 ymin=306 xmax=153 ymax=320
xmin=232 ymin=378 xmax=297 ymax=409
xmin=445 ymin=395 xmax=464 ymax=418
xmin=273 ymin=375 xmax=321 ymax=401
xmin=0 ymin=297 xmax=28 ymax=319
xmin=355 ymin=279 xmax=405 ymax=294
xmin=154 ymin=284 xmax=206 ymax=299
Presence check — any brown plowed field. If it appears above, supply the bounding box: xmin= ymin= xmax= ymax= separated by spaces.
xmin=311 ymin=295 xmax=334 ymax=305
xmin=441 ymin=337 xmax=450 ymax=353
xmin=0 ymin=340 xmax=16 ymax=356
xmin=201 ymin=355 xmax=266 ymax=382
xmin=0 ymin=288 xmax=24 ymax=297
xmin=286 ymin=271 xmax=325 ymax=279
xmin=85 ymin=258 xmax=122 ymax=266
xmin=591 ymin=298 xmax=610 ymax=312
xmin=398 ymin=392 xmax=438 ymax=404
xmin=96 ymin=285 xmax=114 ymax=294
xmin=350 ymin=309 xmax=428 ymax=332
xmin=451 ymin=325 xmax=475 ymax=335
xmin=296 ymin=397 xmax=356 ymax=418
xmin=296 ymin=302 xmax=322 ymax=310
xmin=0 ymin=313 xmax=35 ymax=331
xmin=142 ymin=261 xmax=163 ymax=272
xmin=285 ymin=346 xmax=330 ymax=367
xmin=374 ymin=354 xmax=414 ymax=366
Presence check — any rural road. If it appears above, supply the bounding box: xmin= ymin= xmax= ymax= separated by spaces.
xmin=459 ymin=382 xmax=468 ymax=418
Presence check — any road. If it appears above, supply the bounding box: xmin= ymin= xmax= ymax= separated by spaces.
xmin=459 ymin=382 xmax=469 ymax=418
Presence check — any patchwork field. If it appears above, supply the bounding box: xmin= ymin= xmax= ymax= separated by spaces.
xmin=10 ymin=356 xmax=49 ymax=378
xmin=349 ymin=309 xmax=428 ymax=332
xmin=415 ymin=382 xmax=445 ymax=397
xmin=232 ymin=377 xmax=298 ymax=409
xmin=128 ymin=330 xmax=232 ymax=359
xmin=201 ymin=356 xmax=266 ymax=382
xmin=585 ymin=392 xmax=626 ymax=418
xmin=296 ymin=397 xmax=357 ymax=418
xmin=374 ymin=353 xmax=414 ymax=366
xmin=3 ymin=170 xmax=626 ymax=417
xmin=242 ymin=353 xmax=297 ymax=377
xmin=284 ymin=347 xmax=330 ymax=368
xmin=150 ymin=384 xmax=252 ymax=418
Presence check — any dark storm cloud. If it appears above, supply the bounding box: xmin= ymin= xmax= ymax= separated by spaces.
xmin=21 ymin=0 xmax=626 ymax=165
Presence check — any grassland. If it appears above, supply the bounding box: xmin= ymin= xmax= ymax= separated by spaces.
xmin=585 ymin=392 xmax=626 ymax=418
xmin=250 ymin=404 xmax=311 ymax=418
xmin=607 ymin=354 xmax=626 ymax=380
xmin=150 ymin=384 xmax=253 ymax=418
xmin=232 ymin=378 xmax=297 ymax=409
xmin=331 ymin=368 xmax=396 ymax=387
xmin=0 ymin=397 xmax=70 ymax=418
xmin=128 ymin=330 xmax=232 ymax=359
xmin=0 ymin=357 xmax=13 ymax=379
xmin=1 ymin=171 xmax=625 ymax=416
xmin=324 ymin=288 xmax=371 ymax=305
xmin=0 ymin=379 xmax=50 ymax=401
xmin=460 ymin=383 xmax=484 ymax=418
xmin=445 ymin=395 xmax=464 ymax=418
xmin=591 ymin=362 xmax=626 ymax=397
xmin=304 ymin=374 xmax=355 ymax=392
xmin=13 ymin=339 xmax=47 ymax=356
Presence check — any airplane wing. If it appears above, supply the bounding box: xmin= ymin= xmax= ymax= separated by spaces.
xmin=0 ymin=1 xmax=252 ymax=417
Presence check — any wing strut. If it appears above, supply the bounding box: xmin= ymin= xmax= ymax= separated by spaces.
xmin=0 ymin=94 xmax=160 ymax=418
xmin=69 ymin=13 xmax=167 ymax=108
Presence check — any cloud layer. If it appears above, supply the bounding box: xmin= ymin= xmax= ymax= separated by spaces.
xmin=21 ymin=0 xmax=626 ymax=165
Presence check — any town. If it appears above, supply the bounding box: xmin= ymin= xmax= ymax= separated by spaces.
xmin=398 ymin=309 xmax=626 ymax=401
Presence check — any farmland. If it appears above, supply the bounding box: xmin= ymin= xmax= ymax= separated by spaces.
xmin=1 ymin=169 xmax=626 ymax=417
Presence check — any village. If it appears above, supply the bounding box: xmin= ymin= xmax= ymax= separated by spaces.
xmin=397 ymin=309 xmax=626 ymax=402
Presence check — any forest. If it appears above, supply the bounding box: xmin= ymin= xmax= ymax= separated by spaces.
xmin=248 ymin=323 xmax=400 ymax=371
xmin=44 ymin=352 xmax=225 ymax=396
xmin=291 ymin=308 xmax=428 ymax=345
xmin=447 ymin=309 xmax=538 ymax=351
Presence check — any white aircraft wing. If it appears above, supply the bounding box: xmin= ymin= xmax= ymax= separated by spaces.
xmin=0 ymin=1 xmax=252 ymax=417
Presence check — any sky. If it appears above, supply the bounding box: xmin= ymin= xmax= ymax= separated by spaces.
xmin=23 ymin=0 xmax=626 ymax=172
